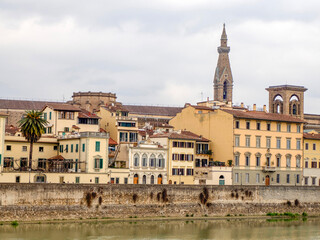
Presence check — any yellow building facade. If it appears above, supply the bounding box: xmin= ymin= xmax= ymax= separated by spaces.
xmin=303 ymin=132 xmax=320 ymax=186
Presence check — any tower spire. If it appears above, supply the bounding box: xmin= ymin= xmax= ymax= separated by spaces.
xmin=213 ymin=24 xmax=233 ymax=104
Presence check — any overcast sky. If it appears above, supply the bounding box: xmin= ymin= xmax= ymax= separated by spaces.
xmin=0 ymin=0 xmax=320 ymax=113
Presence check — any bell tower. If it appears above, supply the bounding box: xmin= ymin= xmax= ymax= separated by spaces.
xmin=213 ymin=24 xmax=233 ymax=104
xmin=266 ymin=85 xmax=307 ymax=119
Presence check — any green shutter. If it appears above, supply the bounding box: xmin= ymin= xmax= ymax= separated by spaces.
xmin=96 ymin=141 xmax=100 ymax=152
xmin=43 ymin=113 xmax=47 ymax=120
xmin=0 ymin=154 xmax=2 ymax=165
xmin=100 ymin=158 xmax=103 ymax=169
xmin=49 ymin=112 xmax=52 ymax=120
xmin=82 ymin=144 xmax=85 ymax=152
xmin=71 ymin=144 xmax=73 ymax=152
xmin=76 ymin=144 xmax=78 ymax=152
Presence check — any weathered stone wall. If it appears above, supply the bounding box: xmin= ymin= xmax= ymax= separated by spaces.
xmin=0 ymin=184 xmax=319 ymax=221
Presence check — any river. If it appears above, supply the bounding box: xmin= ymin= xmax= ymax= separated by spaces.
xmin=0 ymin=218 xmax=319 ymax=240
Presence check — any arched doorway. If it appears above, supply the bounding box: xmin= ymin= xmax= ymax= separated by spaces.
xmin=142 ymin=175 xmax=147 ymax=184
xmin=219 ymin=175 xmax=225 ymax=185
xmin=150 ymin=175 xmax=155 ymax=184
xmin=158 ymin=174 xmax=163 ymax=184
xmin=265 ymin=175 xmax=270 ymax=186
xmin=133 ymin=174 xmax=139 ymax=184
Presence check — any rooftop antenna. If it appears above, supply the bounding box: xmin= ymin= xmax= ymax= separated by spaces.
xmin=201 ymin=92 xmax=203 ymax=101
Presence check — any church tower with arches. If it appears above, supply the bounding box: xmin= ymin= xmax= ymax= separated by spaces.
xmin=213 ymin=24 xmax=233 ymax=104
xmin=266 ymin=85 xmax=307 ymax=119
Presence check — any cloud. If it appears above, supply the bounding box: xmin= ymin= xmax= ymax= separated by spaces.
xmin=0 ymin=0 xmax=320 ymax=113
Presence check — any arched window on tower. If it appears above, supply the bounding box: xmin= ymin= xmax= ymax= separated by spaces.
xmin=292 ymin=104 xmax=297 ymax=115
xmin=223 ymin=81 xmax=228 ymax=100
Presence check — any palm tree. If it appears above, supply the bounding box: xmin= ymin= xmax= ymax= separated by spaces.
xmin=18 ymin=110 xmax=48 ymax=170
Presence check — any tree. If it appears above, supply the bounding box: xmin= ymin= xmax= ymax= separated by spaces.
xmin=18 ymin=110 xmax=48 ymax=170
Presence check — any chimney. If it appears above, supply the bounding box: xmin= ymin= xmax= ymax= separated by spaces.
xmin=253 ymin=104 xmax=256 ymax=111
xmin=207 ymin=97 xmax=209 ymax=102
xmin=241 ymin=102 xmax=244 ymax=108
xmin=263 ymin=105 xmax=267 ymax=112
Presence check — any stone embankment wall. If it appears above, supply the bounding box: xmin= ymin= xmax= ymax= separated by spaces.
xmin=0 ymin=184 xmax=319 ymax=221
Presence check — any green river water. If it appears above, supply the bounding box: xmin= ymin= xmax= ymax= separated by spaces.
xmin=0 ymin=218 xmax=319 ymax=240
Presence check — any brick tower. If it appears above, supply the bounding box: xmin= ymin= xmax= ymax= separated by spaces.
xmin=213 ymin=24 xmax=233 ymax=104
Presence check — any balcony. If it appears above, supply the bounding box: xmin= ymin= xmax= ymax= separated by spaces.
xmin=262 ymin=166 xmax=276 ymax=172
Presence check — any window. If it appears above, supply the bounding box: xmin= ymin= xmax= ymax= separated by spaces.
xmin=297 ymin=124 xmax=301 ymax=133
xmin=186 ymin=169 xmax=194 ymax=176
xmin=179 ymin=168 xmax=185 ymax=176
xmin=119 ymin=132 xmax=128 ymax=142
xmin=60 ymin=145 xmax=64 ymax=153
xmin=16 ymin=176 xmax=20 ymax=183
xmin=267 ymin=123 xmax=271 ymax=131
xmin=22 ymin=146 xmax=27 ymax=152
xmin=150 ymin=175 xmax=154 ymax=184
xmin=246 ymin=121 xmax=250 ymax=129
xmin=256 ymin=173 xmax=260 ymax=183
xmin=286 ymin=139 xmax=291 ymax=149
xmin=124 ymin=178 xmax=128 ymax=184
xmin=235 ymin=173 xmax=239 ymax=183
xmin=39 ymin=147 xmax=44 ymax=152
xmin=287 ymin=124 xmax=291 ymax=132
xmin=116 ymin=178 xmax=120 ymax=184
xmin=305 ymin=143 xmax=309 ymax=150
xmin=305 ymin=161 xmax=309 ymax=168
xmin=296 ymin=139 xmax=301 ymax=150
xmin=297 ymin=174 xmax=300 ymax=184
xmin=82 ymin=143 xmax=85 ymax=152
xmin=276 ymin=174 xmax=280 ymax=183
xmin=277 ymin=157 xmax=281 ymax=167
xmin=43 ymin=112 xmax=47 ymax=120
xmin=266 ymin=156 xmax=271 ymax=167
xmin=149 ymin=154 xmax=156 ymax=167
xmin=312 ymin=161 xmax=317 ymax=168
xmin=95 ymin=177 xmax=99 ymax=184
xmin=245 ymin=155 xmax=250 ymax=166
xmin=256 ymin=156 xmax=260 ymax=167
xmin=65 ymin=145 xmax=68 ymax=153
xmin=76 ymin=144 xmax=78 ymax=152
xmin=142 ymin=175 xmax=147 ymax=184
xmin=134 ymin=154 xmax=139 ymax=167
xmin=313 ymin=143 xmax=316 ymax=151
xmin=95 ymin=141 xmax=100 ymax=152
xmin=49 ymin=112 xmax=52 ymax=120
xmin=235 ymin=136 xmax=240 ymax=147
xmin=245 ymin=173 xmax=249 ymax=183
xmin=129 ymin=132 xmax=138 ymax=142
xmin=286 ymin=156 xmax=291 ymax=168
xmin=234 ymin=155 xmax=239 ymax=166
xmin=142 ymin=154 xmax=147 ymax=167
xmin=235 ymin=121 xmax=239 ymax=129
xmin=53 ymin=146 xmax=58 ymax=151
xmin=305 ymin=177 xmax=309 ymax=185
xmin=266 ymin=137 xmax=271 ymax=148
xmin=256 ymin=122 xmax=261 ymax=130
xmin=94 ymin=158 xmax=103 ymax=169
xmin=71 ymin=144 xmax=74 ymax=153
xmin=64 ymin=127 xmax=69 ymax=132
xmin=38 ymin=158 xmax=46 ymax=169
xmin=58 ymin=111 xmax=74 ymax=120
xmin=75 ymin=177 xmax=80 ymax=184
xmin=245 ymin=136 xmax=250 ymax=147
xmin=6 ymin=145 xmax=11 ymax=151
xmin=286 ymin=174 xmax=290 ymax=184
xmin=277 ymin=123 xmax=281 ymax=132
xmin=276 ymin=138 xmax=281 ymax=149
xmin=172 ymin=168 xmax=179 ymax=175
xmin=47 ymin=127 xmax=52 ymax=134
xmin=256 ymin=136 xmax=261 ymax=148
xmin=312 ymin=177 xmax=316 ymax=185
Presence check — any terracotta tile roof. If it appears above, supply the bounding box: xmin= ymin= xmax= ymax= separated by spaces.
xmin=5 ymin=125 xmax=19 ymax=135
xmin=72 ymin=125 xmax=80 ymax=130
xmin=139 ymin=129 xmax=154 ymax=137
xmin=78 ymin=109 xmax=101 ymax=119
xmin=109 ymin=137 xmax=118 ymax=145
xmin=102 ymin=103 xmax=129 ymax=113
xmin=191 ymin=105 xmax=214 ymax=111
xmin=44 ymin=103 xmax=81 ymax=112
xmin=150 ymin=130 xmax=209 ymax=142
xmin=304 ymin=133 xmax=320 ymax=140
xmin=123 ymin=105 xmax=183 ymax=117
xmin=221 ymin=109 xmax=305 ymax=123
xmin=0 ymin=99 xmax=61 ymax=110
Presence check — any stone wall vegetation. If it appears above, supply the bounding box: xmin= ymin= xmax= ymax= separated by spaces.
xmin=0 ymin=184 xmax=319 ymax=221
